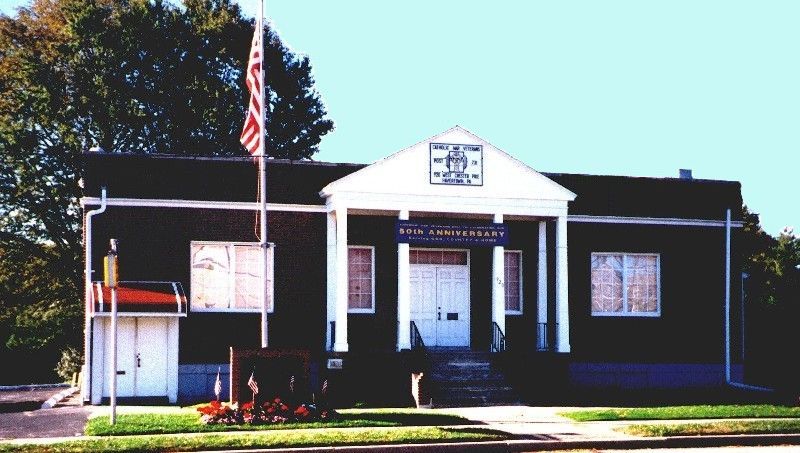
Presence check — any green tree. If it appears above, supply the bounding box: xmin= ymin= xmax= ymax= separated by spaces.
xmin=741 ymin=206 xmax=800 ymax=307
xmin=740 ymin=206 xmax=800 ymax=391
xmin=0 ymin=0 xmax=333 ymax=383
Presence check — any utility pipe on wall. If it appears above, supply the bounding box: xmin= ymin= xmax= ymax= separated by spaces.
xmin=725 ymin=208 xmax=731 ymax=383
xmin=83 ymin=187 xmax=107 ymax=403
xmin=724 ymin=208 xmax=772 ymax=392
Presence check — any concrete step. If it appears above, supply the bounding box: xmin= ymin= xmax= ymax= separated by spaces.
xmin=430 ymin=374 xmax=507 ymax=384
xmin=426 ymin=349 xmax=520 ymax=407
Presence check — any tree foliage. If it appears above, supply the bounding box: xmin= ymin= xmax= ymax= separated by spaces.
xmin=741 ymin=206 xmax=800 ymax=307
xmin=739 ymin=206 xmax=800 ymax=391
xmin=0 ymin=0 xmax=333 ymax=383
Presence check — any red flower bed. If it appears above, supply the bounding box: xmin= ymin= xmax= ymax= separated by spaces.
xmin=197 ymin=398 xmax=337 ymax=425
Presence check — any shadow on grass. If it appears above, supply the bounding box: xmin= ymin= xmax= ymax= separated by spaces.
xmin=440 ymin=426 xmax=545 ymax=441
xmin=338 ymin=412 xmax=476 ymax=426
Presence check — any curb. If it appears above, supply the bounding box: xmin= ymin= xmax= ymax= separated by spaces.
xmin=4 ymin=431 xmax=800 ymax=451
xmin=41 ymin=386 xmax=78 ymax=409
xmin=207 ymin=433 xmax=800 ymax=452
xmin=0 ymin=383 xmax=69 ymax=391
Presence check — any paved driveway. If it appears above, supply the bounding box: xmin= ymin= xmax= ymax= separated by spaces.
xmin=0 ymin=388 xmax=90 ymax=440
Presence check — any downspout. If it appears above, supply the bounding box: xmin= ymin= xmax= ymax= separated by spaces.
xmin=724 ymin=208 xmax=772 ymax=392
xmin=83 ymin=187 xmax=107 ymax=403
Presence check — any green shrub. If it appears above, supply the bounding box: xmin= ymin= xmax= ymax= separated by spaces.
xmin=55 ymin=346 xmax=82 ymax=382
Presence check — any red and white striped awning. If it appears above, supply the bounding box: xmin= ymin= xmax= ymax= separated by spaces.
xmin=92 ymin=281 xmax=186 ymax=317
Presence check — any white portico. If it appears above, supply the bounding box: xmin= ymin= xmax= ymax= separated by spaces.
xmin=320 ymin=126 xmax=576 ymax=353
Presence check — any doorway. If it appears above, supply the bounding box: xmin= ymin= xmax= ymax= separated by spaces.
xmin=409 ymin=249 xmax=470 ymax=347
xmin=102 ymin=317 xmax=169 ymax=398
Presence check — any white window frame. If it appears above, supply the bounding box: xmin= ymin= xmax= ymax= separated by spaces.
xmin=348 ymin=245 xmax=376 ymax=314
xmin=590 ymin=252 xmax=661 ymax=317
xmin=190 ymin=241 xmax=274 ymax=313
xmin=409 ymin=248 xmax=470 ymax=267
xmin=504 ymin=250 xmax=523 ymax=315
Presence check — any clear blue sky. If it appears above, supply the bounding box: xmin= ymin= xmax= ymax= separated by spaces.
xmin=2 ymin=1 xmax=797 ymax=236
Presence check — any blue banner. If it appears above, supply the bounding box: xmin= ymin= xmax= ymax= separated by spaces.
xmin=396 ymin=220 xmax=509 ymax=247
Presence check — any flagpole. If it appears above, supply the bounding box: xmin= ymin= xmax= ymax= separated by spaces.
xmin=259 ymin=0 xmax=268 ymax=349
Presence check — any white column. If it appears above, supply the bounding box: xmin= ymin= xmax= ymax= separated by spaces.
xmin=90 ymin=318 xmax=104 ymax=405
xmin=491 ymin=213 xmax=506 ymax=339
xmin=537 ymin=221 xmax=548 ymax=351
xmin=333 ymin=207 xmax=349 ymax=352
xmin=555 ymin=215 xmax=570 ymax=353
xmin=397 ymin=210 xmax=411 ymax=351
xmin=166 ymin=318 xmax=179 ymax=404
xmin=326 ymin=211 xmax=336 ymax=351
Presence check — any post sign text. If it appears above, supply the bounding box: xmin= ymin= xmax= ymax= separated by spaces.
xmin=397 ymin=220 xmax=508 ymax=247
xmin=430 ymin=143 xmax=483 ymax=186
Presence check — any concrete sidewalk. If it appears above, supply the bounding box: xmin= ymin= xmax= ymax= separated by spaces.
xmin=443 ymin=405 xmax=636 ymax=441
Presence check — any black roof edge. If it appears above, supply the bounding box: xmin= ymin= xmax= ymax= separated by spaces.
xmin=83 ymin=152 xmax=739 ymax=186
xmin=542 ymin=171 xmax=741 ymax=186
xmin=82 ymin=151 xmax=366 ymax=169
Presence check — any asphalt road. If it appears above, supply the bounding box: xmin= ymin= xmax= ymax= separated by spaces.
xmin=0 ymin=388 xmax=89 ymax=440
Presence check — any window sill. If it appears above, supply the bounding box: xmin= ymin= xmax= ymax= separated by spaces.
xmin=591 ymin=312 xmax=661 ymax=318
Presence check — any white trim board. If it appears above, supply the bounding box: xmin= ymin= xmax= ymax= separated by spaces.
xmin=569 ymin=215 xmax=744 ymax=228
xmin=92 ymin=312 xmax=186 ymax=318
xmin=82 ymin=197 xmax=326 ymax=213
xmin=81 ymin=197 xmax=743 ymax=228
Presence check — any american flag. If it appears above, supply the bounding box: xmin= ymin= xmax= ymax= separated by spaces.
xmin=214 ymin=367 xmax=222 ymax=401
xmin=289 ymin=375 xmax=295 ymax=394
xmin=247 ymin=371 xmax=259 ymax=395
xmin=240 ymin=13 xmax=264 ymax=156
xmin=321 ymin=379 xmax=328 ymax=395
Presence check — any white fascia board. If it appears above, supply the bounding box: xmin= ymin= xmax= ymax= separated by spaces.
xmin=92 ymin=312 xmax=187 ymax=318
xmin=328 ymin=192 xmax=570 ymax=217
xmin=81 ymin=197 xmax=326 ymax=213
xmin=569 ymin=214 xmax=745 ymax=228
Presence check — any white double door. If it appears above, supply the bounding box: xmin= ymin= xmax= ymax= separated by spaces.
xmin=103 ymin=317 xmax=168 ymax=397
xmin=410 ymin=264 xmax=470 ymax=347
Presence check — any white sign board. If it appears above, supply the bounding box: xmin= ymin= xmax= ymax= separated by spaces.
xmin=327 ymin=358 xmax=343 ymax=370
xmin=429 ymin=143 xmax=483 ymax=186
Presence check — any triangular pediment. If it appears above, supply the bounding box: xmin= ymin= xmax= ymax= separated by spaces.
xmin=321 ymin=127 xmax=576 ymax=207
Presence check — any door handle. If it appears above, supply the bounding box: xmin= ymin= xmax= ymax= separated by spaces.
xmin=136 ymin=353 xmax=141 ymax=368
xmin=437 ymin=312 xmax=441 ymax=321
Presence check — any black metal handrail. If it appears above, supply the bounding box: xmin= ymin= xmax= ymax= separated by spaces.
xmin=410 ymin=320 xmax=425 ymax=351
xmin=536 ymin=322 xmax=549 ymax=351
xmin=409 ymin=320 xmax=429 ymax=373
xmin=329 ymin=321 xmax=335 ymax=351
xmin=491 ymin=321 xmax=506 ymax=353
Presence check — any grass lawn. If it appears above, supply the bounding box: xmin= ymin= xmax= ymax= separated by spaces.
xmin=85 ymin=407 xmax=474 ymax=436
xmin=624 ymin=419 xmax=800 ymax=436
xmin=0 ymin=427 xmax=510 ymax=452
xmin=561 ymin=404 xmax=800 ymax=422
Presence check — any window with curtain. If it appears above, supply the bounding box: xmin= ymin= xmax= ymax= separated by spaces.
xmin=591 ymin=253 xmax=660 ymax=316
xmin=348 ymin=246 xmax=375 ymax=312
xmin=505 ymin=251 xmax=522 ymax=314
xmin=190 ymin=242 xmax=274 ymax=312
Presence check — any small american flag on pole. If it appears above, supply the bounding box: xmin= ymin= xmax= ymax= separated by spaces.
xmin=289 ymin=375 xmax=295 ymax=394
xmin=240 ymin=12 xmax=264 ymax=156
xmin=321 ymin=379 xmax=328 ymax=396
xmin=213 ymin=367 xmax=222 ymax=401
xmin=247 ymin=371 xmax=259 ymax=395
